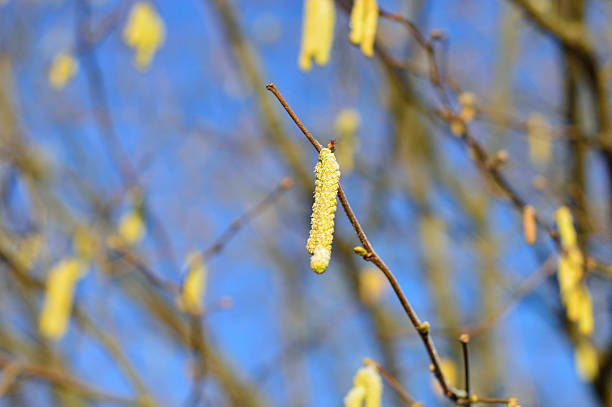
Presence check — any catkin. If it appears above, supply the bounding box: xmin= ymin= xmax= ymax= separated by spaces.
xmin=298 ymin=0 xmax=336 ymax=71
xmin=123 ymin=2 xmax=166 ymax=71
xmin=522 ymin=205 xmax=537 ymax=245
xmin=555 ymin=206 xmax=577 ymax=249
xmin=307 ymin=148 xmax=340 ymax=273
xmin=344 ymin=365 xmax=382 ymax=407
xmin=349 ymin=0 xmax=378 ymax=57
xmin=554 ymin=206 xmax=594 ymax=337
xmin=179 ymin=251 xmax=208 ymax=315
xmin=39 ymin=258 xmax=86 ymax=340
xmin=48 ymin=52 xmax=78 ymax=90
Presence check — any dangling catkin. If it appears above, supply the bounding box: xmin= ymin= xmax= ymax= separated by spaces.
xmin=298 ymin=0 xmax=336 ymax=71
xmin=344 ymin=365 xmax=382 ymax=407
xmin=307 ymin=148 xmax=340 ymax=273
xmin=349 ymin=0 xmax=378 ymax=57
xmin=39 ymin=258 xmax=86 ymax=340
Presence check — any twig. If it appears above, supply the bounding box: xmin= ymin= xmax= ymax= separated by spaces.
xmin=266 ymin=82 xmax=459 ymax=402
xmin=201 ymin=177 xmax=293 ymax=261
xmin=461 ymin=255 xmax=556 ymax=337
xmin=0 ymin=352 xmax=142 ymax=406
xmin=365 ymin=358 xmax=423 ymax=406
xmin=459 ymin=334 xmax=471 ymax=406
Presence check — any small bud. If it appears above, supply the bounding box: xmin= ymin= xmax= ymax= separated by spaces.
xmin=417 ymin=321 xmax=430 ymax=334
xmin=280 ymin=177 xmax=294 ymax=189
xmin=430 ymin=29 xmax=444 ymax=40
xmin=496 ymin=149 xmax=508 ymax=163
xmin=354 ymin=246 xmax=368 ymax=256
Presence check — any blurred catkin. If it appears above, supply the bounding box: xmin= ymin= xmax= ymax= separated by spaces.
xmin=555 ymin=206 xmax=593 ymax=337
xmin=39 ymin=258 xmax=87 ymax=340
xmin=344 ymin=365 xmax=382 ymax=407
xmin=48 ymin=52 xmax=78 ymax=90
xmin=298 ymin=0 xmax=335 ymax=71
xmin=123 ymin=2 xmax=166 ymax=71
xmin=178 ymin=251 xmax=207 ymax=315
xmin=349 ymin=0 xmax=378 ymax=57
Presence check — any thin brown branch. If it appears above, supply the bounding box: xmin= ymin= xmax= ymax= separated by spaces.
xmin=365 ymin=358 xmax=424 ymax=406
xmin=461 ymin=255 xmax=557 ymax=337
xmin=265 ymin=82 xmax=459 ymax=402
xmin=459 ymin=334 xmax=471 ymax=406
xmin=202 ymin=176 xmax=293 ymax=261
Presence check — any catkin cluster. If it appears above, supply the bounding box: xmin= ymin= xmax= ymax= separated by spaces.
xmin=307 ymin=148 xmax=340 ymax=274
xmin=344 ymin=364 xmax=382 ymax=407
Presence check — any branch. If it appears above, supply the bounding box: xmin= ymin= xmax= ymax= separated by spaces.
xmin=266 ymin=82 xmax=459 ymax=402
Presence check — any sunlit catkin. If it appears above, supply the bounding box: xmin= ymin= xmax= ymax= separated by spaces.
xmin=298 ymin=0 xmax=335 ymax=71
xmin=123 ymin=2 xmax=166 ymax=71
xmin=39 ymin=258 xmax=86 ymax=340
xmin=344 ymin=365 xmax=382 ymax=407
xmin=522 ymin=205 xmax=537 ymax=245
xmin=349 ymin=0 xmax=378 ymax=57
xmin=307 ymin=148 xmax=340 ymax=273
xmin=178 ymin=251 xmax=207 ymax=315
xmin=48 ymin=52 xmax=78 ymax=90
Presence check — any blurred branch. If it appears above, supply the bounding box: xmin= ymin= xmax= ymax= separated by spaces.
xmin=0 ymin=352 xmax=143 ymax=407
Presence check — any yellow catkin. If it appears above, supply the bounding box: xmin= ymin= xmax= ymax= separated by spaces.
xmin=349 ymin=0 xmax=378 ymax=57
xmin=307 ymin=148 xmax=340 ymax=273
xmin=527 ymin=113 xmax=551 ymax=168
xmin=575 ymin=285 xmax=594 ymax=335
xmin=554 ymin=206 xmax=594 ymax=336
xmin=574 ymin=339 xmax=599 ymax=381
xmin=39 ymin=258 xmax=86 ymax=340
xmin=335 ymin=108 xmax=361 ymax=173
xmin=558 ymin=248 xmax=583 ymax=297
xmin=178 ymin=251 xmax=207 ymax=315
xmin=118 ymin=210 xmax=146 ymax=245
xmin=522 ymin=205 xmax=537 ymax=245
xmin=48 ymin=52 xmax=78 ymax=90
xmin=298 ymin=0 xmax=335 ymax=71
xmin=555 ymin=206 xmax=577 ymax=249
xmin=123 ymin=2 xmax=166 ymax=71
xmin=358 ymin=268 xmax=387 ymax=305
xmin=344 ymin=386 xmax=366 ymax=407
xmin=343 ymin=365 xmax=382 ymax=407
